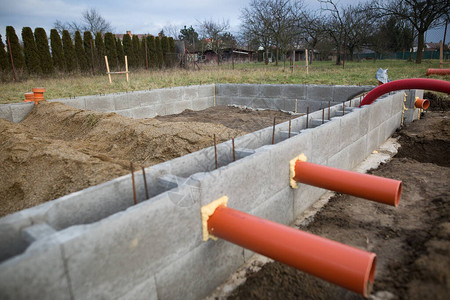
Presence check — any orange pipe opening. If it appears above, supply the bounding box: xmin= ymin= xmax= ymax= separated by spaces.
xmin=208 ymin=205 xmax=377 ymax=297
xmin=24 ymin=92 xmax=34 ymax=102
xmin=293 ymin=160 xmax=401 ymax=206
xmin=426 ymin=68 xmax=450 ymax=76
xmin=414 ymin=98 xmax=430 ymax=109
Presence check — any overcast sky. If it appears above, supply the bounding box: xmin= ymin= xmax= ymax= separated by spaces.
xmin=0 ymin=0 xmax=448 ymax=43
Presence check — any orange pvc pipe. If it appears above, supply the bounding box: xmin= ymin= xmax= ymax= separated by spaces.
xmin=414 ymin=98 xmax=430 ymax=109
xmin=426 ymin=68 xmax=450 ymax=76
xmin=208 ymin=205 xmax=377 ymax=297
xmin=293 ymin=161 xmax=401 ymax=206
xmin=32 ymin=87 xmax=45 ymax=105
xmin=24 ymin=92 xmax=34 ymax=102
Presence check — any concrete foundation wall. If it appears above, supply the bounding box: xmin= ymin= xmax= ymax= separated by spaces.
xmin=0 ymin=85 xmax=423 ymax=300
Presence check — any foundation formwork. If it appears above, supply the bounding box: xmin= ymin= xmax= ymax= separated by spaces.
xmin=0 ymin=84 xmax=423 ymax=300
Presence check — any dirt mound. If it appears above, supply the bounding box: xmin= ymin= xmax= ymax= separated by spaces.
xmin=0 ymin=102 xmax=245 ymax=217
xmin=228 ymin=112 xmax=450 ymax=300
xmin=424 ymin=92 xmax=450 ymax=112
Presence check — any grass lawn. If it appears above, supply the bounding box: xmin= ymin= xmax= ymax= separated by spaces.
xmin=0 ymin=59 xmax=447 ymax=104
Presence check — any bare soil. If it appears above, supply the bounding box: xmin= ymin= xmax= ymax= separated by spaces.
xmin=227 ymin=110 xmax=450 ymax=300
xmin=0 ymin=102 xmax=292 ymax=217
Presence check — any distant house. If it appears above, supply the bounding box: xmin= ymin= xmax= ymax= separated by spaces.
xmin=114 ymin=31 xmax=153 ymax=40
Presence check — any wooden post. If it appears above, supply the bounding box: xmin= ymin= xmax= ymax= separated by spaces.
xmin=305 ymin=49 xmax=309 ymax=75
xmin=105 ymin=56 xmax=112 ymax=84
xmin=125 ymin=56 xmax=129 ymax=82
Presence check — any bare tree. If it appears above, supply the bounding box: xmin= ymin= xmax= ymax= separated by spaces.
xmin=241 ymin=0 xmax=303 ymax=67
xmin=240 ymin=0 xmax=273 ymax=64
xmin=319 ymin=0 xmax=347 ymax=65
xmin=54 ymin=8 xmax=112 ymax=36
xmin=197 ymin=19 xmax=230 ymax=64
xmin=374 ymin=0 xmax=449 ymax=64
xmin=162 ymin=24 xmax=180 ymax=40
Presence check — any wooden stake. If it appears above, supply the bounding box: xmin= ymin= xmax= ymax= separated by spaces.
xmin=105 ymin=56 xmax=112 ymax=84
xmin=7 ymin=37 xmax=17 ymax=82
xmin=130 ymin=162 xmax=137 ymax=205
xmin=125 ymin=56 xmax=129 ymax=82
xmin=232 ymin=138 xmax=236 ymax=162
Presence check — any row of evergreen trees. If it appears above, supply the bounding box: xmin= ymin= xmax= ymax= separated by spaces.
xmin=0 ymin=26 xmax=177 ymax=77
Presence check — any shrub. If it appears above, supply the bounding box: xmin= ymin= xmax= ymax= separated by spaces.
xmin=0 ymin=34 xmax=10 ymax=71
xmin=22 ymin=27 xmax=42 ymax=74
xmin=122 ymin=33 xmax=134 ymax=68
xmin=34 ymin=28 xmax=54 ymax=74
xmin=6 ymin=26 xmax=25 ymax=70
xmin=104 ymin=33 xmax=118 ymax=69
xmin=95 ymin=32 xmax=106 ymax=72
xmin=50 ymin=29 xmax=64 ymax=71
xmin=116 ymin=37 xmax=125 ymax=69
xmin=62 ymin=30 xmax=77 ymax=72
xmin=83 ymin=31 xmax=95 ymax=73
xmin=75 ymin=31 xmax=89 ymax=72
xmin=155 ymin=37 xmax=164 ymax=69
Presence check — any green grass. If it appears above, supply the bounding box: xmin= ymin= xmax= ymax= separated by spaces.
xmin=0 ymin=59 xmax=447 ymax=104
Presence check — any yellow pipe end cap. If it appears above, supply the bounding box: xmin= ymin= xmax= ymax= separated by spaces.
xmin=289 ymin=153 xmax=307 ymax=189
xmin=201 ymin=196 xmax=228 ymax=242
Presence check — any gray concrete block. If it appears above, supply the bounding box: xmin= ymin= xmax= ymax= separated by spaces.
xmin=46 ymin=173 xmax=144 ymax=230
xmin=118 ymin=275 xmax=158 ymax=300
xmin=261 ymin=84 xmax=282 ymax=98
xmin=0 ymin=239 xmax=71 ymax=300
xmin=217 ymin=84 xmax=238 ymax=97
xmin=113 ymin=93 xmax=136 ymax=110
xmin=339 ymin=111 xmax=360 ymax=150
xmin=235 ymin=148 xmax=255 ymax=160
xmin=0 ymin=213 xmax=32 ymax=262
xmin=327 ymin=147 xmax=350 ymax=170
xmin=21 ymin=223 xmax=56 ymax=244
xmin=293 ymin=183 xmax=326 ymax=217
xmin=155 ymin=239 xmax=244 ymax=300
xmin=193 ymin=148 xmax=272 ymax=212
xmin=0 ymin=105 xmax=12 ymax=121
xmin=10 ymin=102 xmax=34 ymax=122
xmin=182 ymin=86 xmax=199 ymax=101
xmin=198 ymin=85 xmax=213 ymax=98
xmin=367 ymin=100 xmax=384 ymax=132
xmin=307 ymin=85 xmax=333 ymax=102
xmin=158 ymin=174 xmax=186 ymax=190
xmin=114 ymin=108 xmax=135 ymax=118
xmin=248 ymin=98 xmax=284 ymax=110
xmin=347 ymin=136 xmax=368 ymax=169
xmin=366 ymin=127 xmax=380 ymax=157
xmin=168 ymin=100 xmax=193 ymax=114
xmin=49 ymin=97 xmax=86 ymax=110
xmin=140 ymin=90 xmax=162 ymax=106
xmin=85 ymin=97 xmax=115 ymax=112
xmin=250 ymin=187 xmax=294 ymax=226
xmin=215 ymin=96 xmax=232 ymax=106
xmin=266 ymin=131 xmax=313 ymax=195
xmin=391 ymin=92 xmax=404 ymax=117
xmin=309 ymin=118 xmax=341 ymax=162
xmin=192 ymin=97 xmax=213 ymax=111
xmin=63 ymin=192 xmax=202 ymax=300
xmin=160 ymin=87 xmax=183 ymax=103
xmin=357 ymin=106 xmax=370 ymax=138
xmin=238 ymin=84 xmax=260 ymax=98
xmin=133 ymin=105 xmax=164 ymax=118
xmin=281 ymin=85 xmax=306 ymax=100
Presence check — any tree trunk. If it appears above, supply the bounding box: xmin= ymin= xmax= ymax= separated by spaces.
xmin=275 ymin=48 xmax=279 ymax=66
xmin=265 ymin=47 xmax=268 ymax=65
xmin=416 ymin=30 xmax=425 ymax=64
xmin=349 ymin=48 xmax=354 ymax=62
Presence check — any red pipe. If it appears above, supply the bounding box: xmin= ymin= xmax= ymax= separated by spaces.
xmin=426 ymin=68 xmax=450 ymax=76
xmin=293 ymin=160 xmax=401 ymax=206
xmin=359 ymin=78 xmax=450 ymax=107
xmin=208 ymin=205 xmax=377 ymax=297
